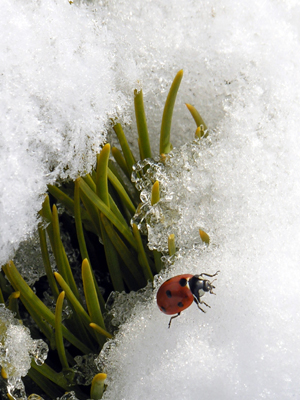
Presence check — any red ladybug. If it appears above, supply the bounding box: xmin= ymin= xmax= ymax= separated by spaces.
xmin=156 ymin=271 xmax=219 ymax=328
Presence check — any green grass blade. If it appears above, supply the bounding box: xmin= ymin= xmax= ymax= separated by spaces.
xmin=90 ymin=323 xmax=112 ymax=339
xmin=47 ymin=185 xmax=75 ymax=214
xmin=96 ymin=144 xmax=110 ymax=207
xmin=109 ymin=193 xmax=130 ymax=228
xmin=55 ymin=291 xmax=69 ymax=370
xmin=111 ymin=146 xmax=131 ymax=179
xmin=100 ymin=214 xmax=144 ymax=289
xmin=74 ymin=179 xmax=106 ymax=311
xmin=108 ymin=160 xmax=140 ymax=207
xmin=185 ymin=103 xmax=207 ymax=131
xmin=160 ymin=70 xmax=183 ymax=155
xmin=54 ymin=272 xmax=102 ymax=351
xmin=79 ymin=178 xmax=137 ymax=250
xmin=132 ymin=224 xmax=153 ymax=282
xmin=52 ymin=205 xmax=81 ymax=301
xmin=152 ymin=249 xmax=162 ymax=274
xmin=38 ymin=225 xmax=59 ymax=299
xmin=95 ymin=144 xmax=126 ymax=292
xmin=108 ymin=168 xmax=136 ymax=215
xmin=40 ymin=195 xmax=54 ymax=242
xmin=0 ymin=270 xmax=13 ymax=299
xmin=99 ymin=216 xmax=125 ymax=292
xmin=134 ymin=89 xmax=152 ymax=160
xmin=80 ymin=187 xmax=102 ymax=237
xmin=28 ymin=367 xmax=63 ymax=399
xmin=83 ymin=174 xmax=97 ymax=192
xmin=30 ymin=362 xmax=70 ymax=392
xmin=0 ymin=288 xmax=4 ymax=304
xmin=113 ymin=123 xmax=136 ymax=174
xmin=2 ymin=262 xmax=91 ymax=354
xmin=18 ymin=293 xmax=54 ymax=344
xmin=82 ymin=259 xmax=111 ymax=342
xmin=54 ymin=272 xmax=91 ymax=326
xmin=47 ymin=186 xmax=96 ymax=234
xmin=74 ymin=178 xmax=90 ymax=262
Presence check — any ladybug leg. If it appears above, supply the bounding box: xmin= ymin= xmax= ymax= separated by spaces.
xmin=200 ymin=300 xmax=211 ymax=308
xmin=168 ymin=312 xmax=181 ymax=328
xmin=193 ymin=295 xmax=210 ymax=312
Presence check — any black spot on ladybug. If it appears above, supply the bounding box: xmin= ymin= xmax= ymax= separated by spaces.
xmin=160 ymin=306 xmax=166 ymax=313
xmin=166 ymin=290 xmax=172 ymax=298
xmin=179 ymin=278 xmax=187 ymax=287
xmin=177 ymin=302 xmax=184 ymax=308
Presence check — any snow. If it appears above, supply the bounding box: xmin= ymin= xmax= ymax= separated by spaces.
xmin=1 ymin=0 xmax=300 ymax=398
xmin=100 ymin=118 xmax=300 ymax=398
xmin=99 ymin=1 xmax=300 ymax=399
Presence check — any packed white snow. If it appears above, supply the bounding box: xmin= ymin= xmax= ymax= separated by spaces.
xmin=1 ymin=0 xmax=300 ymax=399
xmin=99 ymin=123 xmax=300 ymax=399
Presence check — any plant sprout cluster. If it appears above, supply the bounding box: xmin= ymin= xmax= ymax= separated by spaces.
xmin=0 ymin=71 xmax=207 ymax=400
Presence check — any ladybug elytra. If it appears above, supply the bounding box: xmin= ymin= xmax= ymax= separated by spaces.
xmin=156 ymin=271 xmax=219 ymax=328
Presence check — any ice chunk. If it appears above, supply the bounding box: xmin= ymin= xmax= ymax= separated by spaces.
xmin=57 ymin=392 xmax=79 ymax=400
xmin=73 ymin=354 xmax=98 ymax=386
xmin=13 ymin=230 xmax=52 ymax=287
xmin=131 ymin=140 xmax=214 ymax=252
xmin=0 ymin=306 xmax=48 ymax=399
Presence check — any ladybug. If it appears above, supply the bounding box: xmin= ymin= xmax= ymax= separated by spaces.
xmin=156 ymin=271 xmax=219 ymax=328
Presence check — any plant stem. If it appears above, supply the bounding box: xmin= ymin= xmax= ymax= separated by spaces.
xmin=134 ymin=89 xmax=152 ymax=160
xmin=55 ymin=291 xmax=69 ymax=369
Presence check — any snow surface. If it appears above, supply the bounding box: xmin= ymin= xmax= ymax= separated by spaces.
xmin=1 ymin=0 xmax=300 ymax=399
xmin=97 ymin=1 xmax=300 ymax=399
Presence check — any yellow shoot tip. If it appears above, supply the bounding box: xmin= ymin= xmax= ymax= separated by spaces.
xmin=92 ymin=373 xmax=107 ymax=383
xmin=199 ymin=229 xmax=210 ymax=245
xmin=82 ymin=258 xmax=90 ymax=269
xmin=151 ymin=181 xmax=160 ymax=206
xmin=58 ymin=290 xmax=65 ymax=300
xmin=91 ymin=372 xmax=107 ymax=399
xmin=102 ymin=143 xmax=111 ymax=151
xmin=90 ymin=323 xmax=112 ymax=339
xmin=1 ymin=367 xmax=8 ymax=379
xmin=54 ymin=272 xmax=62 ymax=283
xmin=168 ymin=234 xmax=176 ymax=256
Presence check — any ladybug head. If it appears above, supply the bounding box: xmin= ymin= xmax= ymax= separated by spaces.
xmin=188 ymin=272 xmax=218 ymax=302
